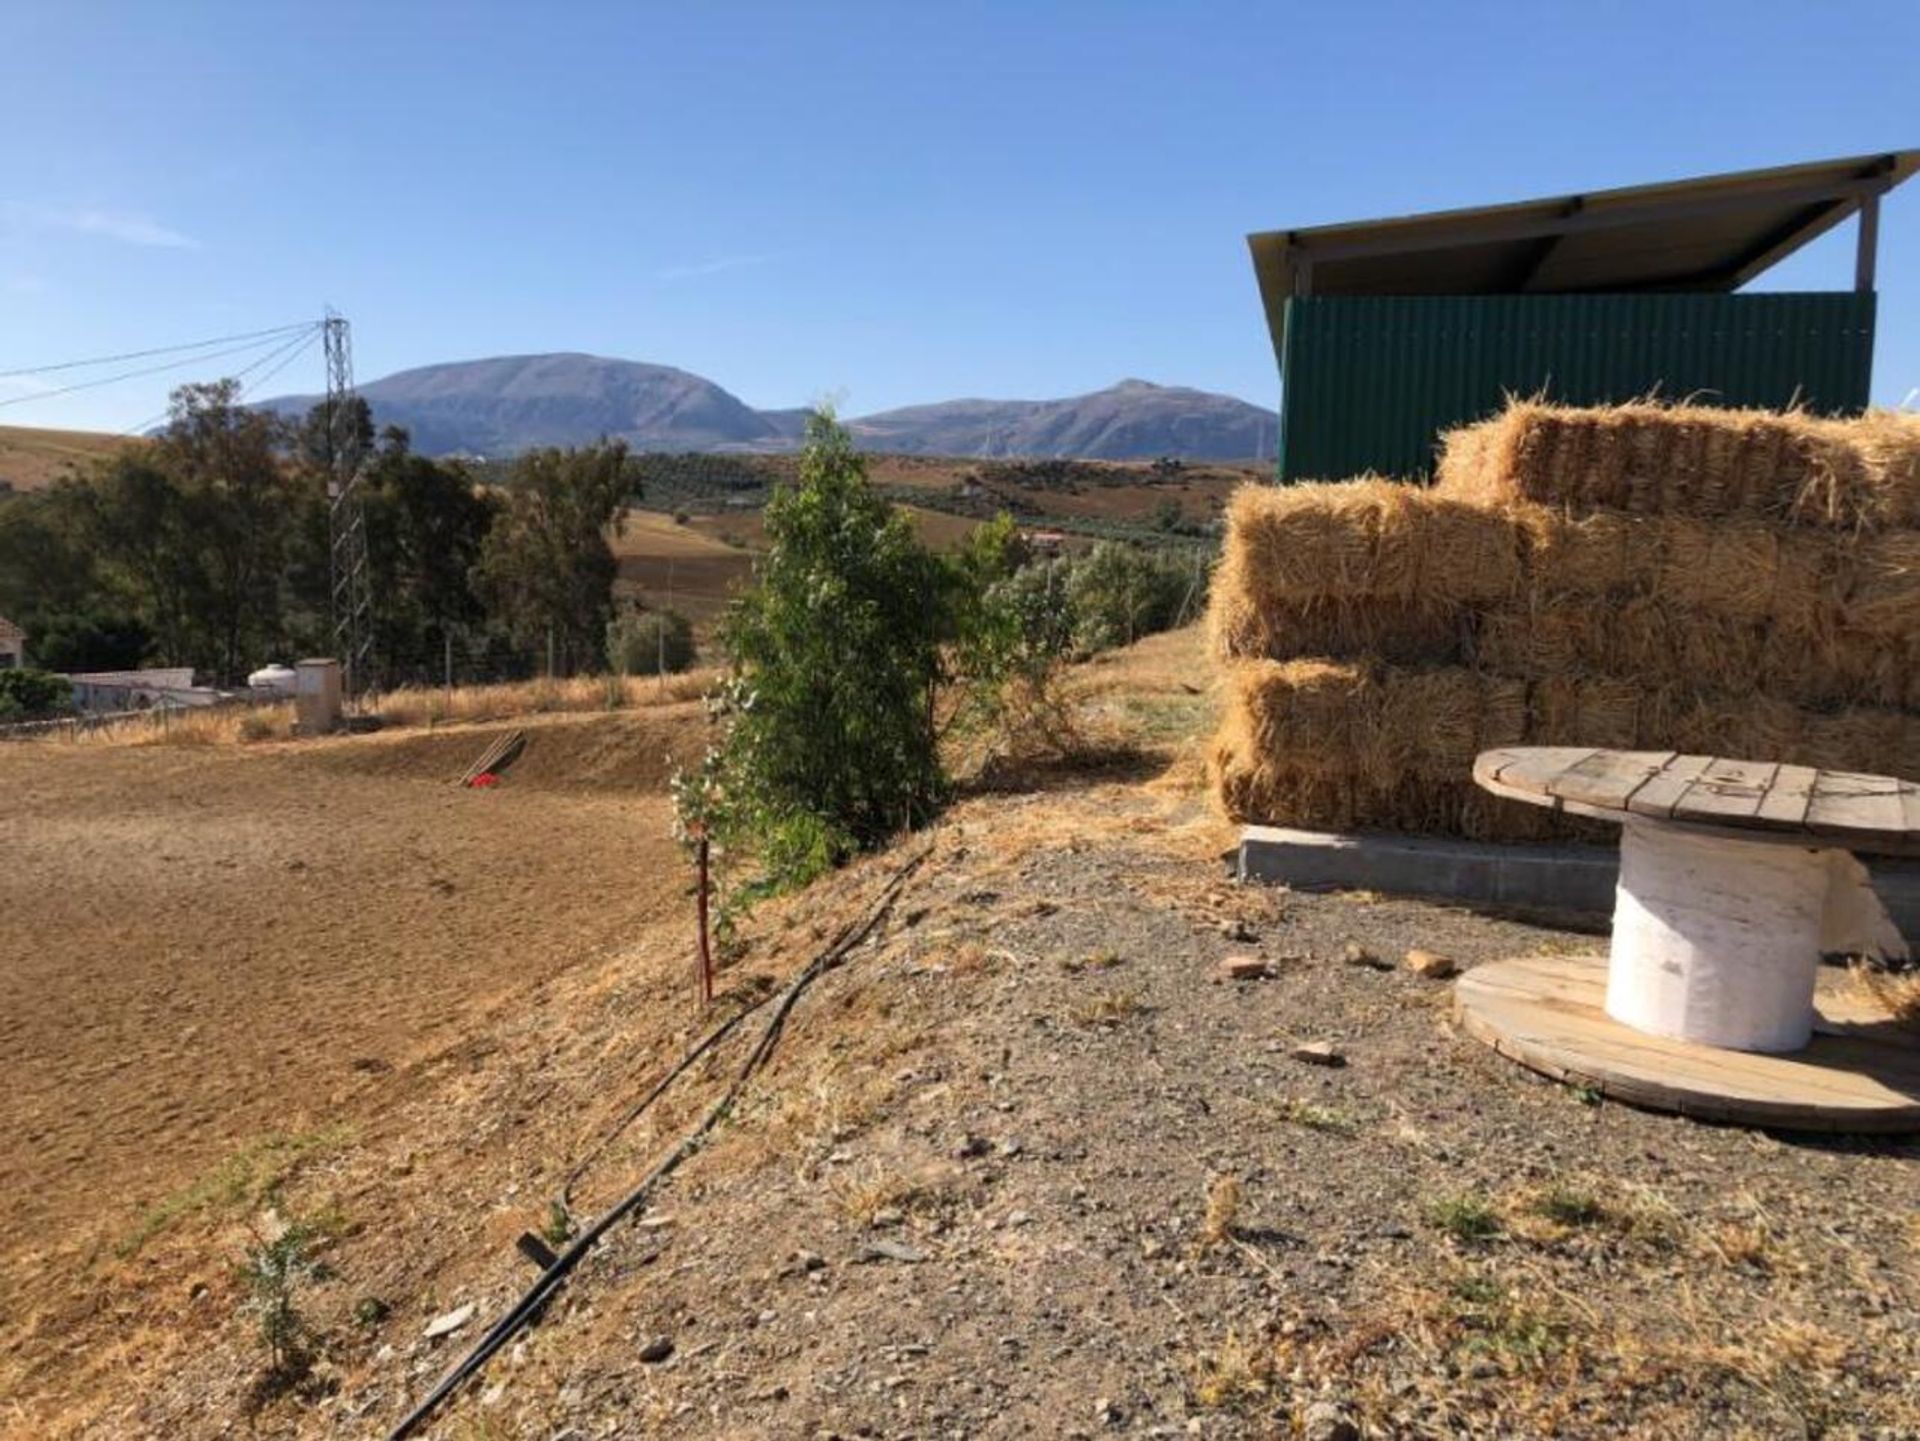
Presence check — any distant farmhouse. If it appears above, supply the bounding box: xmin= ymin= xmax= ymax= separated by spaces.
xmin=0 ymin=615 xmax=24 ymax=669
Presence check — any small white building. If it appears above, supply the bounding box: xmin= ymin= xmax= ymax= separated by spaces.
xmin=0 ymin=615 xmax=24 ymax=669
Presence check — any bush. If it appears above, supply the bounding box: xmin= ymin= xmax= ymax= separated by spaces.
xmin=607 ymin=607 xmax=696 ymax=676
xmin=1066 ymin=541 xmax=1205 ymax=654
xmin=0 ymin=667 xmax=72 ymax=721
xmin=681 ymin=410 xmax=945 ymax=901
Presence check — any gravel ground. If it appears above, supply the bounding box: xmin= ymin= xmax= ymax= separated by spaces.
xmin=297 ymin=784 xmax=1920 ymax=1441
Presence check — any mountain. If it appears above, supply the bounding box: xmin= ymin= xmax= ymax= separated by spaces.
xmin=256 ymin=356 xmax=1275 ymax=460
xmin=256 ymin=353 xmax=790 ymax=456
xmin=847 ymin=379 xmax=1274 ymax=461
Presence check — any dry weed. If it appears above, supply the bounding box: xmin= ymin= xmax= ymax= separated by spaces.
xmin=1194 ymin=1173 xmax=1242 ymax=1256
xmin=1185 ymin=1328 xmax=1275 ymax=1411
xmin=1069 ymin=988 xmax=1144 ymax=1027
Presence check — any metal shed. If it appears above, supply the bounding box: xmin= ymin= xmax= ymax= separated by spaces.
xmin=1249 ymin=150 xmax=1918 ymax=481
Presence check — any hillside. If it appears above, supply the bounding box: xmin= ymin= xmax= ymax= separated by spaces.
xmin=850 ymin=378 xmax=1276 ymax=461
xmin=256 ymin=353 xmax=790 ymax=456
xmin=7 ymin=632 xmax=1917 ymax=1439
xmin=0 ymin=424 xmax=137 ymax=492
xmin=256 ymin=355 xmax=1276 ymax=461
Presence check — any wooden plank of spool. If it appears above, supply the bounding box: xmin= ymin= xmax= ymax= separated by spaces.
xmin=1671 ymin=757 xmax=1781 ymax=826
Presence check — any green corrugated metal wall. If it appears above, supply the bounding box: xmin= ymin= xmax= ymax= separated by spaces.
xmin=1275 ymin=291 xmax=1876 ymax=481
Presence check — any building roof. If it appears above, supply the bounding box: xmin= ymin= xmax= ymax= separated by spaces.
xmin=0 ymin=615 xmax=23 ymax=642
xmin=1248 ymin=150 xmax=1918 ymax=328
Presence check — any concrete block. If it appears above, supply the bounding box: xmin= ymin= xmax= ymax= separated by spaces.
xmin=1237 ymin=824 xmax=1920 ymax=947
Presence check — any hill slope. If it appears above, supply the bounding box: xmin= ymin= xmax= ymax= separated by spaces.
xmin=256 ymin=356 xmax=1275 ymax=461
xmin=258 ymin=353 xmax=789 ymax=456
xmin=848 ymin=378 xmax=1275 ymax=461
xmin=0 ymin=425 xmax=137 ymax=492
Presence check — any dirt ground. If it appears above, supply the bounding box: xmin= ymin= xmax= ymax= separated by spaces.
xmin=6 ymin=629 xmax=1920 ymax=1439
xmin=0 ymin=701 xmax=712 ymax=1432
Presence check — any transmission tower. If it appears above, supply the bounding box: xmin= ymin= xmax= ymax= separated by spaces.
xmin=323 ymin=310 xmax=374 ymax=701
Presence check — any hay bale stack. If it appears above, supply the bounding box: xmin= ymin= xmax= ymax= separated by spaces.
xmin=1207 ymin=480 xmax=1519 ymax=662
xmin=1435 ymin=399 xmax=1920 ymax=530
xmin=1209 ymin=397 xmax=1920 ymax=840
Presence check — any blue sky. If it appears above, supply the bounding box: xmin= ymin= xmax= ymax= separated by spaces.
xmin=1 ymin=0 xmax=1916 ymax=432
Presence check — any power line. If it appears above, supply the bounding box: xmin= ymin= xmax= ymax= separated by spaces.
xmin=116 ymin=325 xmax=329 ymax=437
xmin=235 ymin=326 xmax=325 ymax=399
xmin=0 ymin=321 xmax=316 ymax=380
xmin=0 ymin=325 xmax=321 ymax=414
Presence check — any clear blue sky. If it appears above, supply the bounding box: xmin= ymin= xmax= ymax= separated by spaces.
xmin=1 ymin=0 xmax=1916 ymax=432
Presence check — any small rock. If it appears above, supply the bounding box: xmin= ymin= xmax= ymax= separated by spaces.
xmin=870 ymin=1207 xmax=906 ymax=1229
xmin=1405 ymin=948 xmax=1458 ymax=979
xmin=1000 ymin=1138 xmax=1023 ymax=1157
xmin=860 ymin=1239 xmax=928 ymax=1264
xmin=636 ymin=1213 xmax=675 ymax=1230
xmin=423 ymin=1303 xmax=476 ymax=1340
xmin=1301 ymin=1399 xmax=1359 ymax=1441
xmin=1219 ymin=918 xmax=1257 ymax=942
xmin=954 ymin=1133 xmax=992 ymax=1159
xmin=1218 ymin=955 xmax=1271 ymax=981
xmin=799 ymin=1251 xmax=828 ymax=1272
xmin=638 ymin=1335 xmax=675 ymax=1364
xmin=1095 ymin=1395 xmax=1119 ymax=1424
xmin=1342 ymin=940 xmax=1390 ymax=971
xmin=1290 ymin=1040 xmax=1346 ymax=1068
xmin=1006 ymin=1209 xmax=1032 ymax=1227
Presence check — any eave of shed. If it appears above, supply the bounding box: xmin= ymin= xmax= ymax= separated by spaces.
xmin=1248 ymin=150 xmax=1918 ymax=341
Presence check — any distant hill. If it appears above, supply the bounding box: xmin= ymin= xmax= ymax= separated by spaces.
xmin=0 ymin=425 xmax=138 ymax=492
xmin=255 ymin=356 xmax=1274 ymax=461
xmin=847 ymin=379 xmax=1275 ymax=461
xmin=256 ymin=353 xmax=791 ymax=456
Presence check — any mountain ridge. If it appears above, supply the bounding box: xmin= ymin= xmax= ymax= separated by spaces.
xmin=256 ymin=353 xmax=1275 ymax=461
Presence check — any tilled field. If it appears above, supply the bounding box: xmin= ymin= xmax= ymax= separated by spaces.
xmin=0 ymin=705 xmax=708 ymax=1434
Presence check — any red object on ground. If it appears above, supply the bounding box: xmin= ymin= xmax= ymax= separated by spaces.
xmin=470 ymin=772 xmax=501 ymax=788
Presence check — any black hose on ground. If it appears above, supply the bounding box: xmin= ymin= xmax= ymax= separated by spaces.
xmin=385 ymin=846 xmax=931 ymax=1440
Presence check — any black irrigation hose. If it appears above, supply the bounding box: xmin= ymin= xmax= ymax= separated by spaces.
xmin=386 ymin=846 xmax=931 ymax=1440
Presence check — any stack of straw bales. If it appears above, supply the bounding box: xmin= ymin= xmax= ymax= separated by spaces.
xmin=1209 ymin=400 xmax=1920 ymax=841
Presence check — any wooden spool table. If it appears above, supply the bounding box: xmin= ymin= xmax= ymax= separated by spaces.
xmin=1456 ymin=748 xmax=1920 ymax=1132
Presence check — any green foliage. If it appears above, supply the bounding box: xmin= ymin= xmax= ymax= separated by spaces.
xmin=0 ymin=667 xmax=72 ymax=720
xmin=474 ymin=441 xmax=630 ymax=675
xmin=1429 ymin=1191 xmax=1502 ymax=1243
xmin=239 ymin=1223 xmax=321 ymax=1380
xmin=11 ymin=606 xmax=150 ymax=672
xmin=1065 ymin=540 xmax=1204 ymax=653
xmin=607 ymin=606 xmax=696 ymax=675
xmin=343 ymin=416 xmax=499 ymax=684
xmin=687 ymin=410 xmax=945 ymax=900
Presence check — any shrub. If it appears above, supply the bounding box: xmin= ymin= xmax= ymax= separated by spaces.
xmin=0 ymin=667 xmax=72 ymax=721
xmin=1067 ymin=541 xmax=1202 ymax=653
xmin=239 ymin=1223 xmax=321 ymax=1381
xmin=684 ymin=410 xmax=946 ymax=901
xmin=607 ymin=606 xmax=696 ymax=676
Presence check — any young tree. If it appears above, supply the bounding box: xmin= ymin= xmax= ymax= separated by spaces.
xmin=692 ymin=410 xmax=946 ymax=893
xmin=607 ymin=605 xmax=696 ymax=676
xmin=474 ymin=442 xmax=630 ymax=675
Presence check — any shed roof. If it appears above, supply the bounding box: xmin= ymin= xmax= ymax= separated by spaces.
xmin=1248 ymin=150 xmax=1918 ymax=326
xmin=0 ymin=615 xmax=22 ymax=641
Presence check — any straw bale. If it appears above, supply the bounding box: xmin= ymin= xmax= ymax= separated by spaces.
xmin=1205 ymin=561 xmax=1465 ymax=664
xmin=1796 ymin=709 xmax=1912 ymax=775
xmin=1760 ymin=626 xmax=1909 ymax=709
xmin=1437 ymin=400 xmax=1920 ymax=530
xmin=1845 ymin=531 xmax=1920 ymax=638
xmin=1530 ymin=675 xmax=1643 ymax=751
xmin=1218 ymin=479 xmax=1521 ymax=609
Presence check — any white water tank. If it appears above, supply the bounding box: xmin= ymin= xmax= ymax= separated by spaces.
xmin=248 ymin=663 xmax=298 ymax=696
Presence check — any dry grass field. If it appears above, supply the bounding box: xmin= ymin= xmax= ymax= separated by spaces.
xmin=7 ymin=628 xmax=1916 ymax=1439
xmin=0 ymin=423 xmax=137 ymax=492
